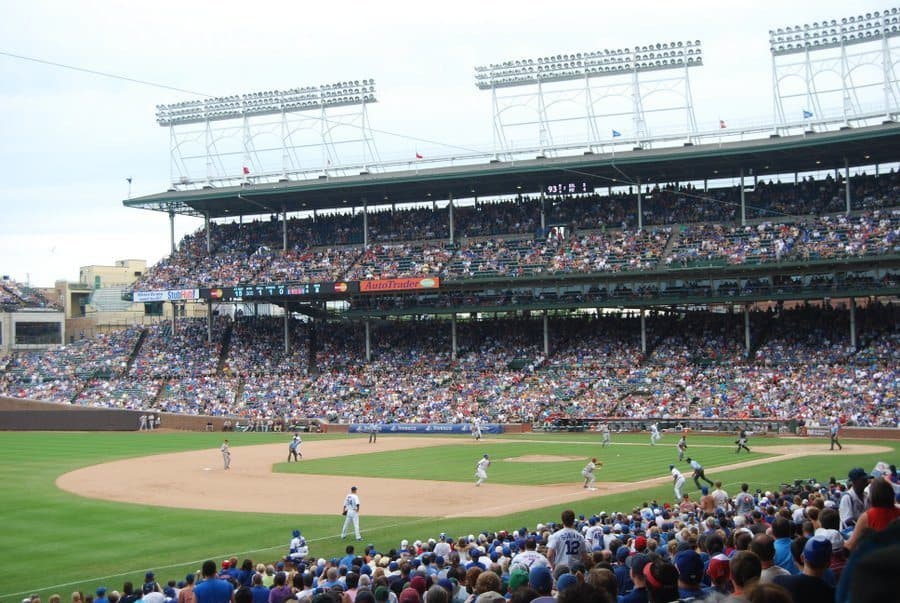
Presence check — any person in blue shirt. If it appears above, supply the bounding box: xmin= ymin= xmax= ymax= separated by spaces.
xmin=339 ymin=545 xmax=357 ymax=571
xmin=771 ymin=517 xmax=800 ymax=575
xmin=193 ymin=560 xmax=234 ymax=603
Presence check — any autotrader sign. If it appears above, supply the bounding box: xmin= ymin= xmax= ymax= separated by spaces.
xmin=359 ymin=277 xmax=440 ymax=293
xmin=348 ymin=423 xmax=501 ymax=434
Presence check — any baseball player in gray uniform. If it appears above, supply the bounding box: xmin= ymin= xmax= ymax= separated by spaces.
xmin=221 ymin=439 xmax=231 ymax=470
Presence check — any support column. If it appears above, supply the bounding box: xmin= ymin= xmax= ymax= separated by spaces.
xmin=207 ymin=300 xmax=213 ymax=344
xmin=640 ymin=309 xmax=646 ymax=354
xmin=543 ymin=310 xmax=549 ymax=357
xmin=540 ymin=191 xmax=546 ymax=230
xmin=636 ymin=177 xmax=643 ymax=230
xmin=282 ymin=208 xmax=288 ymax=252
xmin=365 ymin=320 xmax=371 ymax=362
xmin=169 ymin=210 xmax=176 ymax=255
xmin=205 ymin=212 xmax=211 ymax=253
xmin=451 ymin=314 xmax=458 ymax=361
xmin=171 ymin=301 xmax=177 ymax=335
xmin=844 ymin=158 xmax=851 ymax=214
xmin=284 ymin=303 xmax=290 ymax=356
xmin=363 ymin=199 xmax=369 ymax=248
xmin=744 ymin=305 xmax=751 ymax=356
xmin=448 ymin=193 xmax=455 ymax=245
xmin=740 ymin=168 xmax=746 ymax=226
xmin=849 ymin=297 xmax=857 ymax=349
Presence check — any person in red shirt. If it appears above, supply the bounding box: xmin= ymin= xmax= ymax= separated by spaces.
xmin=846 ymin=477 xmax=900 ymax=550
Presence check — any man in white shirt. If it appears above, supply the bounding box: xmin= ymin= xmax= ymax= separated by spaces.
xmin=510 ymin=537 xmax=550 ymax=571
xmin=839 ymin=467 xmax=870 ymax=530
xmin=711 ymin=481 xmax=730 ymax=511
xmin=582 ymin=458 xmax=600 ymax=490
xmin=547 ymin=510 xmax=589 ymax=569
xmin=650 ymin=423 xmax=661 ymax=445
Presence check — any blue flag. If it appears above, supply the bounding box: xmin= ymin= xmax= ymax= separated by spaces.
xmin=802 ymin=110 xmax=813 ymax=119
xmin=612 ymin=129 xmax=622 ymax=137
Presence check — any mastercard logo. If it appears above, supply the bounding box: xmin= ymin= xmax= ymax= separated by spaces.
xmin=420 ymin=278 xmax=437 ymax=288
xmin=333 ymin=282 xmax=348 ymax=293
xmin=209 ymin=288 xmax=224 ymax=299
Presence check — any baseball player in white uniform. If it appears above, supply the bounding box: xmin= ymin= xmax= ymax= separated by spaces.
xmin=341 ymin=486 xmax=362 ymax=540
xmin=221 ymin=439 xmax=231 ymax=470
xmin=475 ymin=454 xmax=490 ymax=486
xmin=471 ymin=418 xmax=483 ymax=441
xmin=286 ymin=529 xmax=309 ymax=563
xmin=288 ymin=433 xmax=302 ymax=462
xmin=670 ymin=464 xmax=685 ymax=500
xmin=650 ymin=423 xmax=662 ymax=445
xmin=600 ymin=423 xmax=611 ymax=447
xmin=581 ymin=457 xmax=601 ymax=490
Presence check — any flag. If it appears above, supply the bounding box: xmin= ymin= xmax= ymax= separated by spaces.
xmin=802 ymin=110 xmax=813 ymax=119
xmin=612 ymin=129 xmax=622 ymax=137
xmin=719 ymin=119 xmax=727 ymax=129
xmin=242 ymin=166 xmax=250 ymax=175
xmin=415 ymin=152 xmax=423 ymax=160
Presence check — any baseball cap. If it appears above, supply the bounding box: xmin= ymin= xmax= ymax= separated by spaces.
xmin=707 ymin=554 xmax=730 ymax=581
xmin=145 ymin=572 xmax=155 ymax=580
xmin=629 ymin=553 xmax=651 ymax=574
xmin=814 ymin=528 xmax=845 ymax=552
xmin=848 ymin=468 xmax=871 ymax=482
xmin=437 ymin=578 xmax=455 ymax=594
xmin=142 ymin=583 xmax=156 ymax=595
xmin=616 ymin=546 xmax=630 ymax=560
xmin=508 ymin=567 xmax=529 ymax=592
xmin=96 ymin=588 xmax=107 ymax=596
xmin=528 ymin=566 xmax=553 ymax=593
xmin=556 ymin=574 xmax=577 ymax=592
xmin=293 ymin=529 xmax=301 ymax=537
xmin=634 ymin=536 xmax=647 ymax=552
xmin=398 ymin=587 xmax=420 ymax=603
xmin=669 ymin=464 xmax=675 ymax=470
xmin=374 ymin=587 xmax=390 ymax=602
xmin=803 ymin=535 xmax=833 ymax=567
xmin=409 ymin=575 xmax=427 ymax=595
xmin=674 ymin=550 xmax=704 ymax=583
xmin=351 ymin=486 xmax=358 ymax=491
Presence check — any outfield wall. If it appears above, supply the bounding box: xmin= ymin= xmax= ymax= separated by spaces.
xmin=1 ymin=396 xmax=897 ymax=438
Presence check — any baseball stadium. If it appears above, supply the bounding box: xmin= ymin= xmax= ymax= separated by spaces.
xmin=2 ymin=6 xmax=900 ymax=603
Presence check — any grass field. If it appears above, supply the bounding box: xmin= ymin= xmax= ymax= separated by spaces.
xmin=1 ymin=430 xmax=896 ymax=601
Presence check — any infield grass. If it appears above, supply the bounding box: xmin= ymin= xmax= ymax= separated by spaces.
xmin=1 ymin=431 xmax=895 ymax=601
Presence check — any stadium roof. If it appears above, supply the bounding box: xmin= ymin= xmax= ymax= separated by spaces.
xmin=124 ymin=123 xmax=900 ymax=219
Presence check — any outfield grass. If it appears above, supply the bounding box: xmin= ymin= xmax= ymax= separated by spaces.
xmin=1 ymin=431 xmax=895 ymax=601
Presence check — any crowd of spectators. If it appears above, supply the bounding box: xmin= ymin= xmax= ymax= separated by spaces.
xmin=125 ymin=172 xmax=900 ymax=293
xmin=55 ymin=464 xmax=899 ymax=603
xmin=1 ymin=305 xmax=896 ymax=428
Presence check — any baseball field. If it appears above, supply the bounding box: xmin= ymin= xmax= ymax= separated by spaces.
xmin=1 ymin=430 xmax=896 ymax=600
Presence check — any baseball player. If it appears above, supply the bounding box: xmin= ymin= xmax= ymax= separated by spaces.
xmin=735 ymin=429 xmax=751 ymax=454
xmin=471 ymin=418 xmax=483 ymax=441
xmin=138 ymin=414 xmax=148 ymax=431
xmin=600 ymin=423 xmax=611 ymax=447
xmin=677 ymin=435 xmax=688 ymax=461
xmin=686 ymin=457 xmax=714 ymax=489
xmin=670 ymin=464 xmax=686 ymax=501
xmin=581 ymin=457 xmax=601 ymax=490
xmin=649 ymin=422 xmax=662 ymax=445
xmin=475 ymin=453 xmax=490 ymax=486
xmin=368 ymin=423 xmax=378 ymax=444
xmin=288 ymin=433 xmax=302 ymax=462
xmin=285 ymin=529 xmax=308 ymax=564
xmin=829 ymin=422 xmax=842 ymax=451
xmin=341 ymin=486 xmax=362 ymax=540
xmin=221 ymin=439 xmax=231 ymax=470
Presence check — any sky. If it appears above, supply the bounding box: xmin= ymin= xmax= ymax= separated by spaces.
xmin=0 ymin=0 xmax=890 ymax=287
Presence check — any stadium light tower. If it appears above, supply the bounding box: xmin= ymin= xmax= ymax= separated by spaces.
xmin=769 ymin=8 xmax=900 ymax=133
xmin=156 ymin=80 xmax=380 ymax=187
xmin=475 ymin=40 xmax=702 ymax=158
